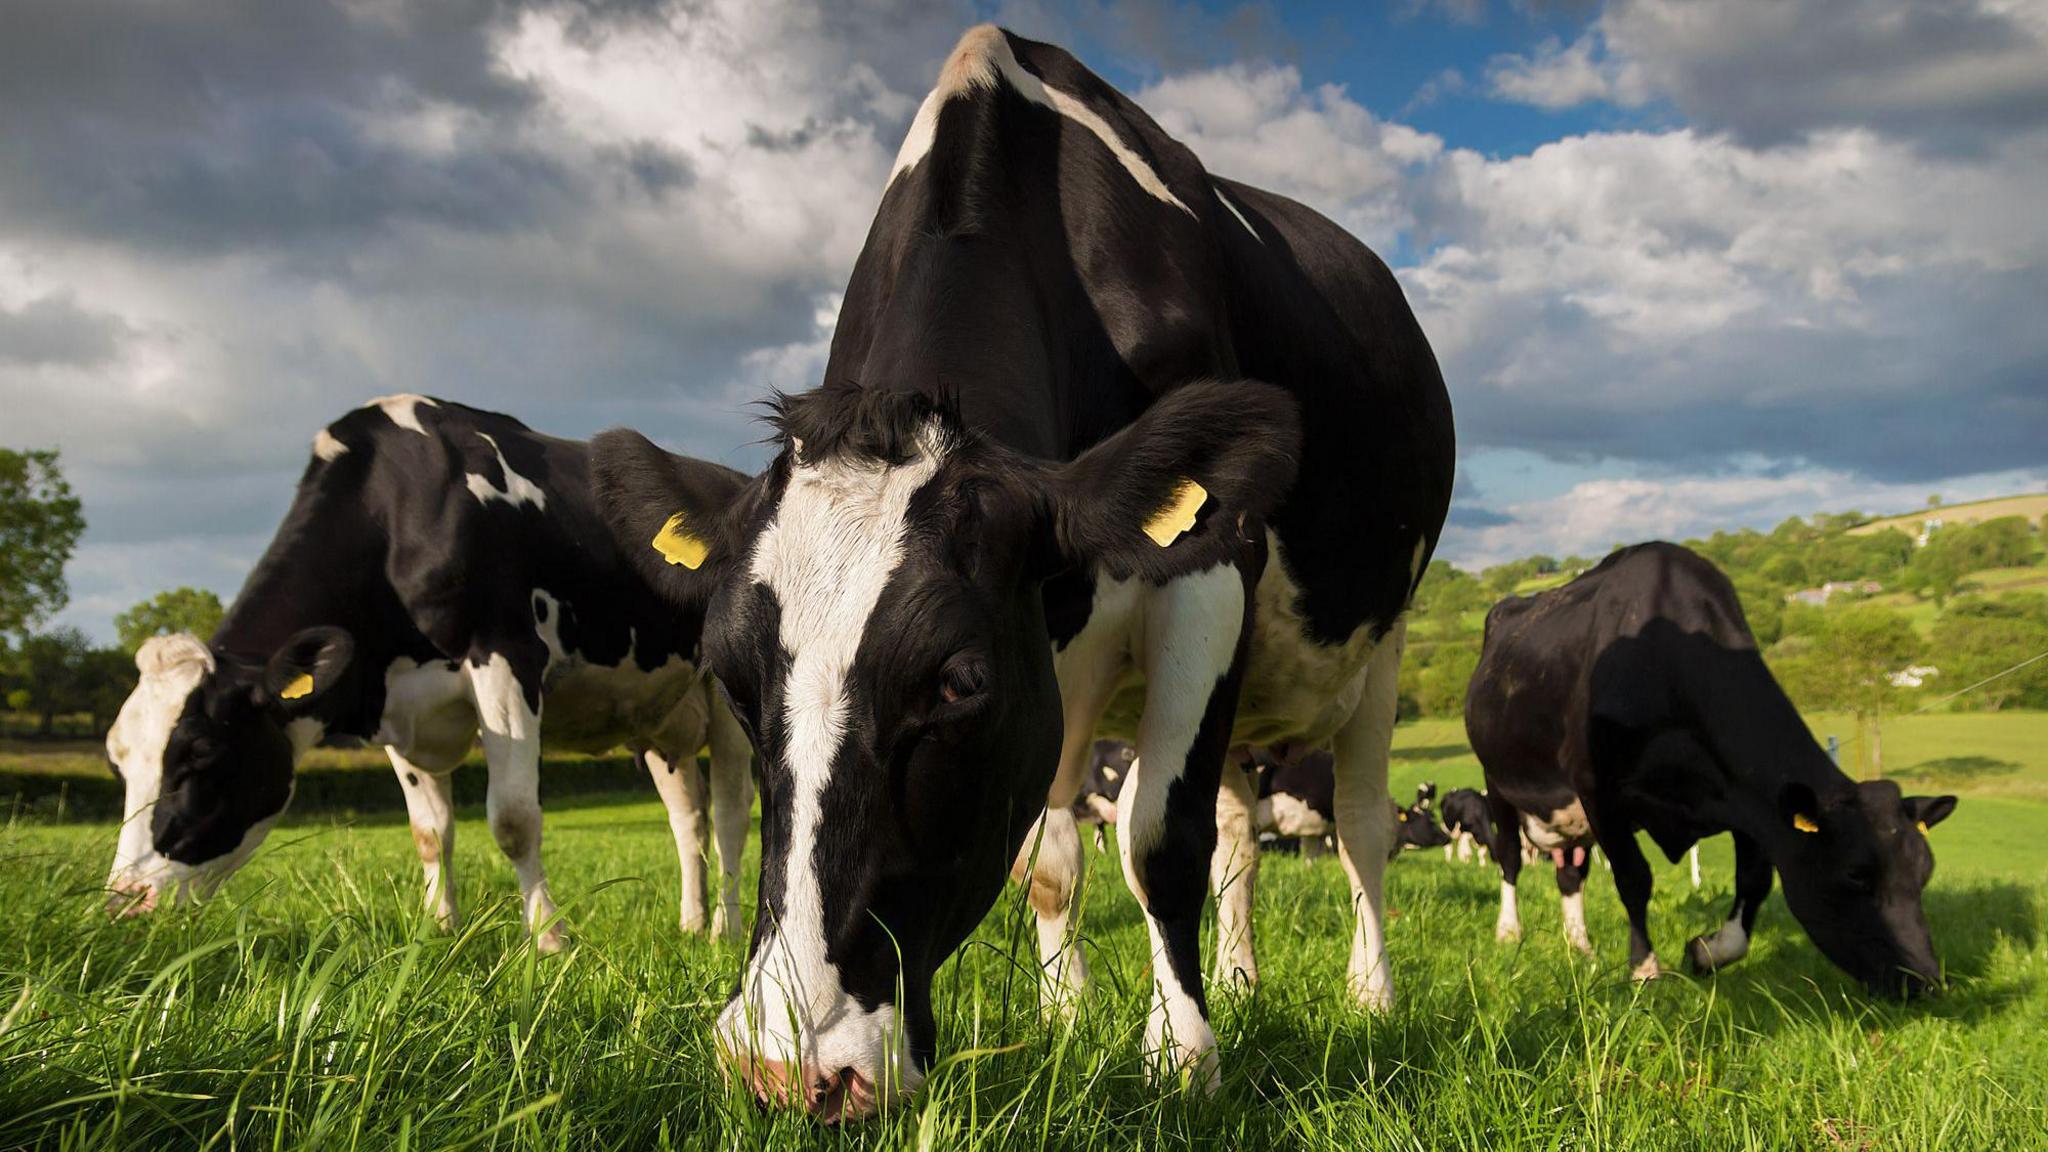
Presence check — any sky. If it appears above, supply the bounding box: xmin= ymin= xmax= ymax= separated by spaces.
xmin=2 ymin=0 xmax=2045 ymax=643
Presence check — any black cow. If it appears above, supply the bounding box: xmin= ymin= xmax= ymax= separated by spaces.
xmin=1438 ymin=787 xmax=1490 ymax=863
xmin=1465 ymin=542 xmax=1955 ymax=993
xmin=592 ymin=25 xmax=1452 ymax=1119
xmin=104 ymin=397 xmax=755 ymax=946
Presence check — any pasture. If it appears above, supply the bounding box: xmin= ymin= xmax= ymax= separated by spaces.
xmin=3 ymin=715 xmax=2045 ymax=1150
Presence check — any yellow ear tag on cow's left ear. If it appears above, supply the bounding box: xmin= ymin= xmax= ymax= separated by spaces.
xmin=1916 ymin=820 xmax=1929 ymax=835
xmin=1793 ymin=813 xmax=1820 ymax=833
xmin=1142 ymin=478 xmax=1208 ymax=548
xmin=652 ymin=511 xmax=708 ymax=570
xmin=1398 ymin=810 xmax=1409 ymax=822
xmin=280 ymin=673 xmax=314 ymax=701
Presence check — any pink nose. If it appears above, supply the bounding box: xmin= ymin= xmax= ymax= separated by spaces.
xmin=106 ymin=882 xmax=157 ymax=917
xmin=742 ymin=1059 xmax=878 ymax=1124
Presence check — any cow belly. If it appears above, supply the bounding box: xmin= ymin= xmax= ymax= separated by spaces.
xmin=539 ymin=655 xmax=702 ymax=754
xmin=1232 ymin=533 xmax=1382 ymax=747
xmin=378 ymin=658 xmax=476 ymax=770
xmin=1521 ymin=801 xmax=1591 ymax=851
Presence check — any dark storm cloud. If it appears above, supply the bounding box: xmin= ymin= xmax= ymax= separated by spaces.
xmin=0 ymin=295 xmax=129 ymax=367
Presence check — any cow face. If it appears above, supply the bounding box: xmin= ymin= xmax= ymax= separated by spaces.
xmin=1774 ymin=779 xmax=1958 ymax=996
xmin=593 ymin=381 xmax=1297 ymax=1119
xmin=1394 ymin=801 xmax=1451 ymax=852
xmin=105 ymin=629 xmax=353 ymax=911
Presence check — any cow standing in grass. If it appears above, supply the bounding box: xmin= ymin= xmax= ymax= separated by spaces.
xmin=103 ymin=397 xmax=754 ymax=947
xmin=592 ymin=25 xmax=1452 ymax=1119
xmin=1465 ymin=542 xmax=1955 ymax=991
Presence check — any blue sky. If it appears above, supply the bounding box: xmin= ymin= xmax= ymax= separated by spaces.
xmin=2 ymin=0 xmax=2044 ymax=640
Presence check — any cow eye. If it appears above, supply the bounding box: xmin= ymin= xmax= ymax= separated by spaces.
xmin=937 ymin=660 xmax=986 ymax=707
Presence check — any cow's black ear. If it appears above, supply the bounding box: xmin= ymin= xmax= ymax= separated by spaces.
xmin=1778 ymin=780 xmax=1824 ymax=835
xmin=1904 ymin=794 xmax=1958 ymax=832
xmin=590 ymin=428 xmax=755 ymax=611
xmin=262 ymin=627 xmax=353 ymax=714
xmin=1045 ymin=379 xmax=1299 ymax=583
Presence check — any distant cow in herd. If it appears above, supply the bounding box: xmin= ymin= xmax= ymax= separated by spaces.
xmin=1465 ymin=543 xmax=1955 ymax=993
xmin=104 ymin=397 xmax=755 ymax=947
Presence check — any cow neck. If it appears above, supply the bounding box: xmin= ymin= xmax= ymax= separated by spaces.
xmin=1681 ymin=644 xmax=1849 ymax=799
xmin=211 ymin=465 xmax=413 ymax=736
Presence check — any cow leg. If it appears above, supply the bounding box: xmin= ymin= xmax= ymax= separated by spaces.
xmin=1117 ymin=564 xmax=1247 ymax=1091
xmin=1210 ymin=749 xmax=1259 ymax=991
xmin=1599 ymin=827 xmax=1660 ymax=980
xmin=1688 ymin=843 xmax=1701 ymax=888
xmin=390 ymin=750 xmax=459 ymax=931
xmin=469 ymin=650 xmax=564 ymax=953
xmin=1687 ymin=831 xmax=1771 ymax=973
xmin=1486 ymin=788 xmax=1525 ymax=941
xmin=1555 ymin=844 xmax=1594 ymax=956
xmin=645 ymin=747 xmax=711 ymax=934
xmin=1015 ymin=595 xmax=1130 ymax=1019
xmin=706 ymin=689 xmax=754 ymax=941
xmin=1332 ymin=620 xmax=1403 ymax=1013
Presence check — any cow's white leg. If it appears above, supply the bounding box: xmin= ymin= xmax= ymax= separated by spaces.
xmin=1210 ymin=751 xmax=1258 ymax=990
xmin=390 ymin=749 xmax=459 ymax=931
xmin=470 ymin=655 xmax=563 ymax=953
xmin=1688 ymin=843 xmax=1701 ymax=888
xmin=1332 ymin=620 xmax=1403 ymax=1013
xmin=645 ymin=747 xmax=711 ymax=934
xmin=1119 ymin=564 xmax=1245 ymax=1092
xmin=1496 ymin=879 xmax=1522 ymax=941
xmin=705 ymin=688 xmax=753 ymax=941
xmin=1009 ymin=806 xmax=1089 ymax=1017
xmin=1016 ymin=590 xmax=1131 ymax=1017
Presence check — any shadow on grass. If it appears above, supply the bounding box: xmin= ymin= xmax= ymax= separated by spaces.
xmin=1887 ymin=755 xmax=2021 ymax=784
xmin=1392 ymin=743 xmax=1471 ymax=762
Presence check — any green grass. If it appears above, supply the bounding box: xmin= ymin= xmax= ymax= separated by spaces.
xmin=3 ymin=717 xmax=2046 ymax=1149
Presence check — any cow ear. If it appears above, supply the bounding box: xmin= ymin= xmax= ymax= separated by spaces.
xmin=1903 ymin=794 xmax=1958 ymax=833
xmin=1044 ymin=379 xmax=1299 ymax=583
xmin=262 ymin=627 xmax=353 ymax=713
xmin=591 ymin=428 xmax=755 ymax=611
xmin=1778 ymin=781 xmax=1824 ymax=834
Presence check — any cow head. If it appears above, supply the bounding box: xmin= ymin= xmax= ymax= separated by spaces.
xmin=1393 ymin=800 xmax=1451 ymax=852
xmin=593 ymin=381 xmax=1297 ymax=1120
xmin=104 ymin=629 xmax=352 ymax=911
xmin=1773 ymin=779 xmax=1958 ymax=996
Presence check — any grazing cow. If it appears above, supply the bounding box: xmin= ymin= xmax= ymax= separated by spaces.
xmin=1071 ymin=738 xmax=1135 ymax=850
xmin=1465 ymin=542 xmax=1956 ymax=993
xmin=1439 ymin=787 xmax=1489 ymax=863
xmin=1248 ymin=749 xmax=1444 ymax=856
xmin=591 ymin=25 xmax=1452 ymax=1118
xmin=103 ymin=397 xmax=755 ymax=947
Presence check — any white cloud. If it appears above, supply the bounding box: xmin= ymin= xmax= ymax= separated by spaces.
xmin=1487 ymin=33 xmax=1644 ymax=110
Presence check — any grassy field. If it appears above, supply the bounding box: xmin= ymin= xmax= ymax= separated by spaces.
xmin=1848 ymin=493 xmax=2048 ymax=537
xmin=2 ymin=716 xmax=2045 ymax=1150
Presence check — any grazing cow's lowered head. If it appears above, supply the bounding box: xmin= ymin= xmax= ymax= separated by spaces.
xmin=1774 ymin=779 xmax=1956 ymax=995
xmin=105 ymin=629 xmax=352 ymax=910
xmin=593 ymin=383 xmax=1297 ymax=1119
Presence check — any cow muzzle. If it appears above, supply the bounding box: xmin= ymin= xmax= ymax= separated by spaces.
xmin=734 ymin=1058 xmax=881 ymax=1123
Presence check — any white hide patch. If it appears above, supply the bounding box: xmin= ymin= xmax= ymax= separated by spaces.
xmin=1694 ymin=916 xmax=1750 ymax=970
xmin=312 ymin=428 xmax=349 ymax=461
xmin=366 ymin=393 xmax=438 ymax=435
xmin=889 ymin=25 xmax=1193 ymax=217
xmin=107 ymin=636 xmax=214 ymax=891
xmin=1214 ymin=186 xmax=1260 ymax=242
xmin=716 ymin=428 xmax=942 ymax=1085
xmin=465 ymin=432 xmax=548 ymax=511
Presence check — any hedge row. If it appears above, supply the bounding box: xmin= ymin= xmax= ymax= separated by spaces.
xmin=1 ymin=753 xmax=669 ymax=824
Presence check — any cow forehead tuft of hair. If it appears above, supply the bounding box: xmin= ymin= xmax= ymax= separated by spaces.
xmin=769 ymin=383 xmax=965 ymax=466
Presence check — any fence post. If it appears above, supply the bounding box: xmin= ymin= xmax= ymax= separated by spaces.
xmin=1826 ymin=735 xmax=1840 ymax=766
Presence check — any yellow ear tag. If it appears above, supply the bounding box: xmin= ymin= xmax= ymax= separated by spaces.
xmin=652 ymin=511 xmax=708 ymax=570
xmin=280 ymin=673 xmax=315 ymax=701
xmin=1142 ymin=478 xmax=1208 ymax=548
xmin=1916 ymin=820 xmax=1929 ymax=835
xmin=1397 ymin=811 xmax=1409 ymax=822
xmin=1793 ymin=813 xmax=1820 ymax=834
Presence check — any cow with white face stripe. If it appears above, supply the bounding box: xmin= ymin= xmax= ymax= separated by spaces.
xmin=104 ymin=396 xmax=755 ymax=946
xmin=593 ymin=25 xmax=1453 ymax=1120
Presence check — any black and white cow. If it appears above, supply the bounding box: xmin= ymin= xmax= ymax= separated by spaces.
xmin=591 ymin=26 xmax=1452 ymax=1117
xmin=1438 ymin=786 xmax=1489 ymax=863
xmin=1464 ymin=542 xmax=1955 ymax=992
xmin=1070 ymin=738 xmax=1135 ymax=850
xmin=104 ymin=397 xmax=754 ymax=947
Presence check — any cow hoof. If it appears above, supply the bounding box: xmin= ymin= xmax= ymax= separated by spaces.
xmin=1148 ymin=1042 xmax=1222 ymax=1096
xmin=1495 ymin=923 xmax=1522 ymax=944
xmin=535 ymin=926 xmax=569 ymax=955
xmin=1568 ymin=935 xmax=1595 ymax=958
xmin=430 ymin=908 xmax=461 ymax=934
xmin=1630 ymin=954 xmax=1662 ymax=983
xmin=711 ymin=910 xmax=744 ymax=942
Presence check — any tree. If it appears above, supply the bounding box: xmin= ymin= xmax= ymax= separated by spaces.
xmin=1771 ymin=605 xmax=1920 ymax=776
xmin=1930 ymin=599 xmax=2048 ymax=711
xmin=116 ymin=587 xmax=225 ymax=653
xmin=0 ymin=449 xmax=86 ymax=642
xmin=15 ymin=628 xmax=91 ymax=736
